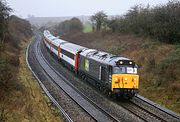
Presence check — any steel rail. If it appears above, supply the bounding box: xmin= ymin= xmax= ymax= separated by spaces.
xmin=117 ymin=100 xmax=166 ymax=122
xmin=135 ymin=95 xmax=180 ymax=120
xmin=130 ymin=101 xmax=167 ymax=121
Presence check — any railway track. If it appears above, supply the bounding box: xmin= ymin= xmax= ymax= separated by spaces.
xmin=32 ymin=35 xmax=120 ymax=122
xmin=26 ymin=40 xmax=73 ymax=122
xmin=135 ymin=95 xmax=180 ymax=120
xmin=118 ymin=100 xmax=167 ymax=122
xmin=131 ymin=95 xmax=180 ymax=121
xmin=119 ymin=96 xmax=180 ymax=122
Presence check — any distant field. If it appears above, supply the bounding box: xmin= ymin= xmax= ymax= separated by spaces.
xmin=83 ymin=24 xmax=92 ymax=33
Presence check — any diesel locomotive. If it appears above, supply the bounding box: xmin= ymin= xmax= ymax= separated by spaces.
xmin=43 ymin=30 xmax=139 ymax=98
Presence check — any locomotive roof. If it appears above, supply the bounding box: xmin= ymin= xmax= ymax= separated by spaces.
xmin=80 ymin=49 xmax=131 ymax=66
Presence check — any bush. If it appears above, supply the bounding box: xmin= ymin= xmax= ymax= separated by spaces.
xmin=108 ymin=43 xmax=128 ymax=55
xmin=0 ymin=60 xmax=13 ymax=83
xmin=156 ymin=45 xmax=180 ymax=84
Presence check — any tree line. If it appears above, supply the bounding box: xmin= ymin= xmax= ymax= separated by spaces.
xmin=50 ymin=1 xmax=179 ymax=44
xmin=91 ymin=1 xmax=180 ymax=44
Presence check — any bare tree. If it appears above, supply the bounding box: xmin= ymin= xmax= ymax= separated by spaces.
xmin=91 ymin=11 xmax=108 ymax=31
xmin=0 ymin=0 xmax=12 ymax=45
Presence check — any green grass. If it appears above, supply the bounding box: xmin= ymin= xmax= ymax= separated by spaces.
xmin=83 ymin=24 xmax=93 ymax=33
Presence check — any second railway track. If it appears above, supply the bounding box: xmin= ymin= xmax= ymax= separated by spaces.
xmin=26 ymin=41 xmax=73 ymax=122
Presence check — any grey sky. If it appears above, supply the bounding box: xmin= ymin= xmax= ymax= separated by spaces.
xmin=9 ymin=0 xmax=169 ymax=18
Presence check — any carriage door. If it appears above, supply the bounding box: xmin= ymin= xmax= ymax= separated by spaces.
xmin=99 ymin=66 xmax=106 ymax=81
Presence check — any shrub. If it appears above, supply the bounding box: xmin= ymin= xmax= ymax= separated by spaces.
xmin=0 ymin=60 xmax=13 ymax=83
xmin=0 ymin=107 xmax=8 ymax=122
xmin=108 ymin=43 xmax=128 ymax=55
xmin=156 ymin=45 xmax=180 ymax=84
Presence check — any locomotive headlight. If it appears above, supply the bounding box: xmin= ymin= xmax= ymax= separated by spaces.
xmin=134 ymin=78 xmax=136 ymax=81
xmin=125 ymin=78 xmax=128 ymax=81
xmin=129 ymin=61 xmax=132 ymax=64
xmin=120 ymin=61 xmax=123 ymax=64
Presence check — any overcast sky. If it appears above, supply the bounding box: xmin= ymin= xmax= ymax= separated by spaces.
xmin=8 ymin=0 xmax=169 ymax=18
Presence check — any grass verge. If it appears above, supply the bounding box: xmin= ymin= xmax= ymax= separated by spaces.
xmin=0 ymin=39 xmax=64 ymax=122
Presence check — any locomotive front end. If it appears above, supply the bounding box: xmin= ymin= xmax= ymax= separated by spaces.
xmin=111 ymin=60 xmax=139 ymax=98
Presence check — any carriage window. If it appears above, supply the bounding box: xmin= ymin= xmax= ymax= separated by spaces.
xmin=61 ymin=49 xmax=74 ymax=59
xmin=52 ymin=44 xmax=58 ymax=50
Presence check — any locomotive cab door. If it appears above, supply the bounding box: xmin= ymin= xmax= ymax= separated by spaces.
xmin=99 ymin=66 xmax=106 ymax=82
